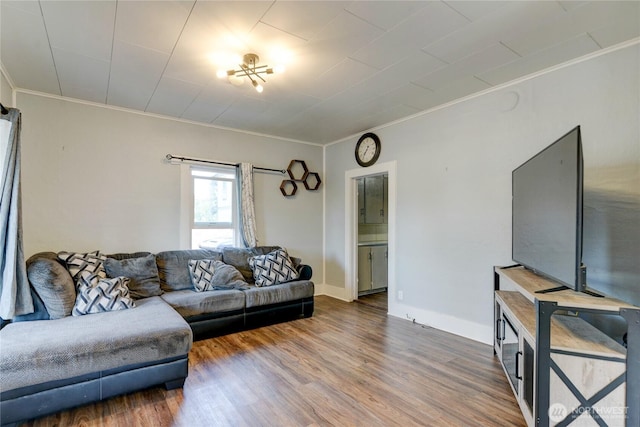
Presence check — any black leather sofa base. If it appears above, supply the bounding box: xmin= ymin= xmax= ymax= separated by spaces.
xmin=187 ymin=297 xmax=315 ymax=340
xmin=0 ymin=356 xmax=188 ymax=427
xmin=246 ymin=297 xmax=314 ymax=329
xmin=187 ymin=309 xmax=246 ymax=340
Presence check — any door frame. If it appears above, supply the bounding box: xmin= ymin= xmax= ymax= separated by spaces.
xmin=344 ymin=161 xmax=396 ymax=303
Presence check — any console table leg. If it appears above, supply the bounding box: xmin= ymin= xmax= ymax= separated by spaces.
xmin=535 ymin=300 xmax=555 ymax=427
xmin=621 ymin=308 xmax=640 ymax=427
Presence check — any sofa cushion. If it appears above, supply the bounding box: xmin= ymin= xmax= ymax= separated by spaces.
xmin=221 ymin=246 xmax=280 ymax=283
xmin=156 ymin=250 xmax=222 ymax=292
xmin=243 ymin=280 xmax=314 ymax=308
xmin=106 ymin=251 xmax=153 ymax=261
xmin=72 ymin=272 xmax=135 ymax=316
xmin=0 ymin=297 xmax=192 ymax=393
xmin=188 ymin=259 xmax=248 ymax=292
xmin=57 ymin=250 xmax=107 ymax=280
xmin=104 ymin=254 xmax=163 ymax=299
xmin=26 ymin=254 xmax=75 ymax=319
xmin=248 ymin=249 xmax=299 ymax=287
xmin=160 ymin=289 xmax=245 ymax=318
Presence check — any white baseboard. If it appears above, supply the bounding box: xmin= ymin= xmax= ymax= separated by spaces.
xmin=313 ymin=286 xmax=492 ymax=345
xmin=389 ymin=302 xmax=493 ymax=345
xmin=314 ymin=283 xmax=351 ymax=302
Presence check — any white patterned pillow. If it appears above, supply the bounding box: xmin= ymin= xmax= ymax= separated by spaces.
xmin=248 ymin=249 xmax=299 ymax=287
xmin=72 ymin=271 xmax=135 ymax=316
xmin=58 ymin=250 xmax=107 ymax=280
xmin=188 ymin=259 xmax=248 ymax=292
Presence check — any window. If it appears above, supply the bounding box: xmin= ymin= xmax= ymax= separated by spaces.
xmin=190 ymin=166 xmax=238 ymax=249
xmin=0 ymin=119 xmax=10 ymax=179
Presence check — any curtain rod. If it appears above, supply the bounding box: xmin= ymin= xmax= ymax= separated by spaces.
xmin=165 ymin=154 xmax=286 ymax=174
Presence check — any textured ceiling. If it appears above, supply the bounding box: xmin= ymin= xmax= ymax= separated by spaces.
xmin=1 ymin=1 xmax=638 ymax=144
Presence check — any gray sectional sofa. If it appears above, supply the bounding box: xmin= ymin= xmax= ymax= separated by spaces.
xmin=0 ymin=246 xmax=314 ymax=427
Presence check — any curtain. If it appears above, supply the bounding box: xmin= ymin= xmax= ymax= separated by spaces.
xmin=0 ymin=108 xmax=32 ymax=319
xmin=237 ymin=163 xmax=257 ymax=248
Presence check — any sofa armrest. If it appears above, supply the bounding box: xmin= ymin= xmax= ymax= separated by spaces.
xmin=297 ymin=264 xmax=312 ymax=281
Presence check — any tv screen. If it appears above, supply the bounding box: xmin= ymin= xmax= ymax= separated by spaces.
xmin=512 ymin=126 xmax=584 ymax=291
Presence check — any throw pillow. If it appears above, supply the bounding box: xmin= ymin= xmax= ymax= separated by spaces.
xmin=26 ymin=256 xmax=76 ymax=319
xmin=104 ymin=254 xmax=163 ymax=299
xmin=72 ymin=271 xmax=135 ymax=316
xmin=248 ymin=249 xmax=300 ymax=287
xmin=221 ymin=246 xmax=281 ymax=283
xmin=188 ymin=259 xmax=248 ymax=292
xmin=156 ymin=249 xmax=223 ymax=292
xmin=58 ymin=250 xmax=107 ymax=280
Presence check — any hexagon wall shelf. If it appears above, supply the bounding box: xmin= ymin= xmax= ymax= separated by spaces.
xmin=280 ymin=180 xmax=298 ymax=197
xmin=281 ymin=159 xmax=321 ymax=196
xmin=303 ymin=172 xmax=322 ymax=190
xmin=287 ymin=159 xmax=309 ymax=181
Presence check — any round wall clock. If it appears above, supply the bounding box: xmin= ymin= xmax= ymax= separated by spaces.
xmin=355 ymin=132 xmax=381 ymax=167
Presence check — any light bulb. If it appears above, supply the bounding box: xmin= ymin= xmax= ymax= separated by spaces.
xmin=273 ymin=64 xmax=285 ymax=74
xmin=252 ymin=80 xmax=264 ymax=93
xmin=216 ymin=69 xmax=227 ymax=79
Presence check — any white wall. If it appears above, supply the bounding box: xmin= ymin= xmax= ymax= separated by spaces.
xmin=16 ymin=93 xmax=324 ymax=280
xmin=324 ymin=44 xmax=639 ymax=344
xmin=0 ymin=70 xmax=12 ymax=107
xmin=0 ymin=70 xmax=13 ymax=182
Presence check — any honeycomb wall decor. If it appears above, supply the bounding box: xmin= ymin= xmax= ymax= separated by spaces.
xmin=280 ymin=159 xmax=322 ymax=197
xmin=280 ymin=180 xmax=298 ymax=197
xmin=287 ymin=159 xmax=309 ymax=181
xmin=303 ymin=172 xmax=321 ymax=190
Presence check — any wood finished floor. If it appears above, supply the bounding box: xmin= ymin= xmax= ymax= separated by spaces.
xmin=357 ymin=291 xmax=388 ymax=312
xmin=21 ymin=296 xmax=525 ymax=427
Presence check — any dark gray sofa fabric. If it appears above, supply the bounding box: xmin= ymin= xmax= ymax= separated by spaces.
xmin=221 ymin=246 xmax=280 ymax=283
xmin=243 ymin=280 xmax=314 ymax=308
xmin=156 ymin=249 xmax=222 ymax=292
xmin=161 ymin=289 xmax=245 ymax=318
xmin=104 ymin=254 xmax=163 ymax=299
xmin=0 ymin=297 xmax=192 ymax=393
xmin=25 ymin=252 xmax=75 ymax=319
xmin=106 ymin=251 xmax=153 ymax=261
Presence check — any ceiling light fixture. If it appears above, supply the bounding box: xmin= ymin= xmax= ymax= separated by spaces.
xmin=216 ymin=53 xmax=283 ymax=93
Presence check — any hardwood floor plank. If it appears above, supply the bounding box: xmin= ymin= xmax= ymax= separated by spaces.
xmin=18 ymin=296 xmax=524 ymax=426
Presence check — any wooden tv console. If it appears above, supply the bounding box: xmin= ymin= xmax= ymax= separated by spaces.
xmin=494 ymin=266 xmax=639 ymax=427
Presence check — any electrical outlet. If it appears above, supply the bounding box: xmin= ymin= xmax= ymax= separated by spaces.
xmin=398 ymin=290 xmax=403 ymax=301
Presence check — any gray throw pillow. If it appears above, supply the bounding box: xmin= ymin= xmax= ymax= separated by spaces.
xmin=26 ymin=256 xmax=76 ymax=319
xmin=188 ymin=259 xmax=248 ymax=292
xmin=104 ymin=254 xmax=163 ymax=299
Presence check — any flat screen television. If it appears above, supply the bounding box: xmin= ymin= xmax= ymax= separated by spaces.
xmin=512 ymin=126 xmax=589 ymax=294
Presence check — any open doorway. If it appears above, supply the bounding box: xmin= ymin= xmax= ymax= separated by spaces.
xmin=344 ymin=161 xmax=396 ymax=312
xmin=356 ymin=174 xmax=388 ymax=310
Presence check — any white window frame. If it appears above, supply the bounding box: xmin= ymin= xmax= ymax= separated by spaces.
xmin=181 ymin=164 xmax=240 ymax=249
xmin=0 ymin=119 xmax=11 ymax=180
